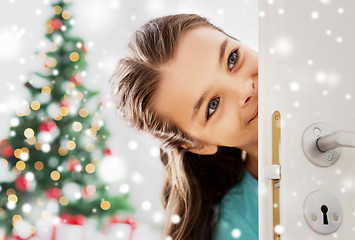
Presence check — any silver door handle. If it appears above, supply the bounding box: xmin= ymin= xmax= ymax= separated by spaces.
xmin=317 ymin=131 xmax=355 ymax=152
xmin=302 ymin=123 xmax=355 ymax=167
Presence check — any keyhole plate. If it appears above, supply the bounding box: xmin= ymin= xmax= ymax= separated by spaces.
xmin=302 ymin=122 xmax=342 ymax=167
xmin=304 ymin=190 xmax=343 ymax=234
xmin=321 ymin=205 xmax=328 ymax=224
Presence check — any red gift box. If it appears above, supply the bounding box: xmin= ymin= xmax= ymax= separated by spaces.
xmin=51 ymin=214 xmax=86 ymax=240
xmin=5 ymin=233 xmax=37 ymax=240
xmin=103 ymin=216 xmax=137 ymax=240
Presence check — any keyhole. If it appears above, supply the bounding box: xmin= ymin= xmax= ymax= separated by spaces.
xmin=321 ymin=205 xmax=329 ymax=225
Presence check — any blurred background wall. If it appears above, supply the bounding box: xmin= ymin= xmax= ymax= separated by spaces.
xmin=0 ymin=0 xmax=258 ymax=238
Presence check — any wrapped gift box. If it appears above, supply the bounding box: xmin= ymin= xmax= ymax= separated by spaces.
xmin=103 ymin=216 xmax=136 ymax=240
xmin=51 ymin=214 xmax=86 ymax=240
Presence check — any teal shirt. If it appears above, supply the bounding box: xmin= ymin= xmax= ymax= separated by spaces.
xmin=213 ymin=170 xmax=258 ymax=240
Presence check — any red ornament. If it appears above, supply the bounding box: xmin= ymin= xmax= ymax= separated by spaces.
xmin=46 ymin=187 xmax=62 ymax=199
xmin=81 ymin=43 xmax=87 ymax=53
xmin=15 ymin=175 xmax=29 ymax=191
xmin=60 ymin=100 xmax=69 ymax=108
xmin=104 ymin=147 xmax=112 ymax=155
xmin=39 ymin=120 xmax=57 ymax=132
xmin=52 ymin=18 xmax=63 ymax=31
xmin=1 ymin=145 xmax=14 ymax=158
xmin=1 ymin=139 xmax=14 ymax=158
xmin=82 ymin=185 xmax=95 ymax=199
xmin=67 ymin=158 xmax=81 ymax=172
xmin=69 ymin=74 xmax=82 ymax=86
xmin=1 ymin=139 xmax=8 ymax=146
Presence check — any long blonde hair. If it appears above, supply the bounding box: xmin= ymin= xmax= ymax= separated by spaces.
xmin=109 ymin=13 xmax=246 ymax=240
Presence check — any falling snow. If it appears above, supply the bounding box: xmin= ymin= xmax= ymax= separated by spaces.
xmin=231 ymin=228 xmax=241 ymax=238
xmin=142 ymin=200 xmax=152 ymax=211
xmin=2 ymin=0 xmax=354 ymax=239
xmin=171 ymin=214 xmax=181 ymax=224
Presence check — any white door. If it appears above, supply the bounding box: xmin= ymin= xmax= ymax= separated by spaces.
xmin=259 ymin=0 xmax=355 ymax=239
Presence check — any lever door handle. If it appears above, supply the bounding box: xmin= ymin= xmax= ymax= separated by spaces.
xmin=317 ymin=131 xmax=355 ymax=152
xmin=302 ymin=123 xmax=354 ymax=167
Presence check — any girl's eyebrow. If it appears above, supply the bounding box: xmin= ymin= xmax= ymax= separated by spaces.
xmin=219 ymin=38 xmax=228 ymax=67
xmin=191 ymin=37 xmax=228 ymax=121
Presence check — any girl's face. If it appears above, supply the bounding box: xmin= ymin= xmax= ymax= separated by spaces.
xmin=154 ymin=26 xmax=258 ymax=153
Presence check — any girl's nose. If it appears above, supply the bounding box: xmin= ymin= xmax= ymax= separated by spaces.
xmin=245 ymin=96 xmax=251 ymax=104
xmin=239 ymin=79 xmax=255 ymax=107
xmin=244 ymin=80 xmax=256 ymax=103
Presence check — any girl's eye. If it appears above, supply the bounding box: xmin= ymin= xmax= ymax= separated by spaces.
xmin=228 ymin=49 xmax=239 ymax=71
xmin=206 ymin=97 xmax=220 ymax=120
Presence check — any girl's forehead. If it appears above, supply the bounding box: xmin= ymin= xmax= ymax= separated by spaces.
xmin=170 ymin=27 xmax=242 ymax=68
xmin=163 ymin=28 xmax=228 ymax=72
xmin=178 ymin=27 xmax=227 ymax=51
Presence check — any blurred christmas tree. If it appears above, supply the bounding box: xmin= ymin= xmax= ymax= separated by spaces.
xmin=0 ymin=0 xmax=135 ymax=238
